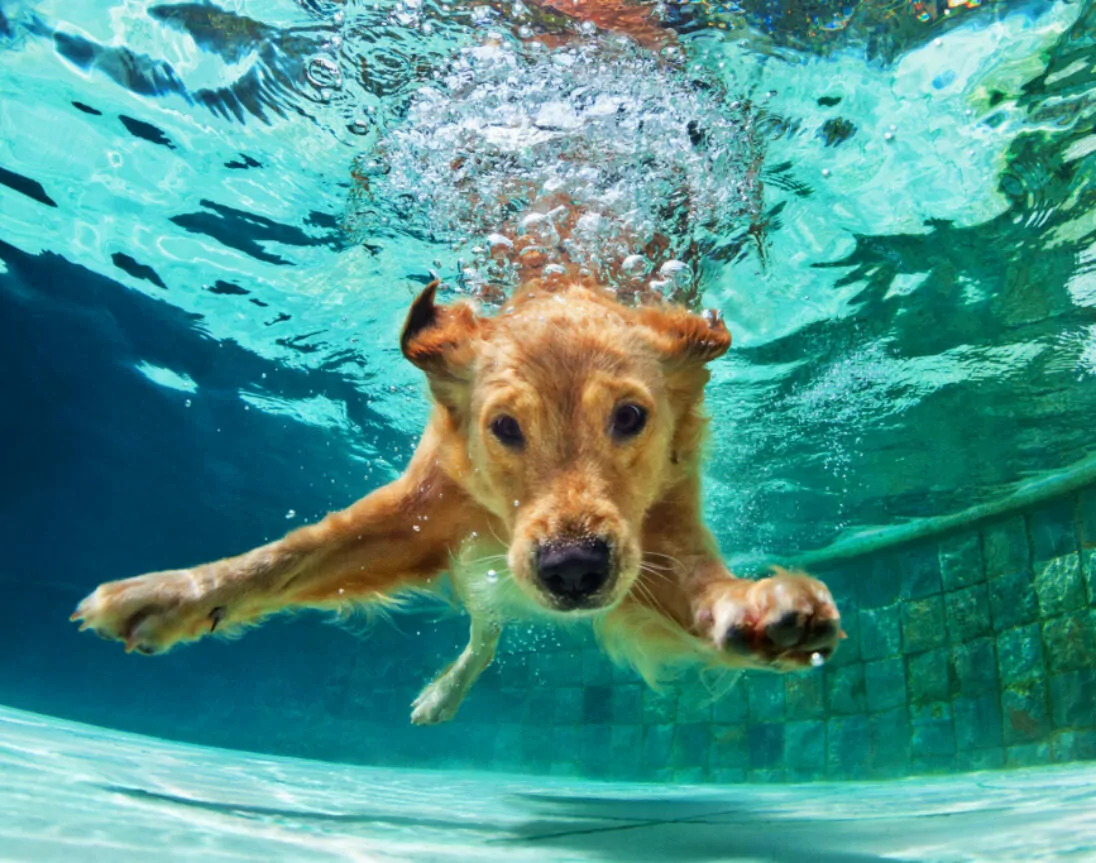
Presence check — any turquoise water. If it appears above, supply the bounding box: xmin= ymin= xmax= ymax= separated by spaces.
xmin=2 ymin=0 xmax=1096 ymax=856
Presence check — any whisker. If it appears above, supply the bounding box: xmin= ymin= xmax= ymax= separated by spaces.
xmin=465 ymin=554 xmax=509 ymax=567
xmin=638 ymin=564 xmax=674 ymax=586
xmin=632 ymin=579 xmax=672 ymax=620
xmin=643 ymin=551 xmax=687 ymax=572
xmin=486 ymin=522 xmax=510 ymax=550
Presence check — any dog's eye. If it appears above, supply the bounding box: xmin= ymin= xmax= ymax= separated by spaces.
xmin=489 ymin=414 xmax=524 ymax=448
xmin=610 ymin=403 xmax=647 ymax=439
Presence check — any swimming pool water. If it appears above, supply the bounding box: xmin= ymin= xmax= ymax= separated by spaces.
xmin=1 ymin=0 xmax=1096 ymax=855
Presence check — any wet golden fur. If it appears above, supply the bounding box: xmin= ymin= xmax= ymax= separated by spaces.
xmin=72 ymin=281 xmax=842 ymax=724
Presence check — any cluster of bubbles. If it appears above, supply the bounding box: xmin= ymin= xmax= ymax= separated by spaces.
xmin=344 ymin=31 xmax=763 ymax=307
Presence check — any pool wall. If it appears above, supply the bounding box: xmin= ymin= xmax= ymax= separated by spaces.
xmin=328 ymin=481 xmax=1096 ymax=783
xmin=379 ymin=482 xmax=1096 ymax=785
xmin=252 ymin=479 xmax=1094 ymax=784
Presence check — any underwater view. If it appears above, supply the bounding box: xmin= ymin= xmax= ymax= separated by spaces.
xmin=2 ymin=0 xmax=1096 ymax=857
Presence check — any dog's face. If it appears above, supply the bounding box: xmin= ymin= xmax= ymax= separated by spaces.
xmin=402 ymin=283 xmax=730 ymax=614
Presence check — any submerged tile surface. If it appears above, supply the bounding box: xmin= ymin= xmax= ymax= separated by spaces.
xmin=2 ymin=706 xmax=1095 ymax=862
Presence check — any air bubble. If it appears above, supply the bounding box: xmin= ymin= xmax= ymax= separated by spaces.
xmin=621 ymin=254 xmax=648 ymax=277
xmin=347 ymin=38 xmax=759 ymax=303
xmin=286 ymin=509 xmax=296 ymax=519
xmin=518 ymin=213 xmax=560 ymax=247
xmin=306 ymin=56 xmax=342 ymax=91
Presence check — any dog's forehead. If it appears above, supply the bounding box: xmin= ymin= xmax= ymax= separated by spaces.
xmin=478 ymin=296 xmax=653 ymax=383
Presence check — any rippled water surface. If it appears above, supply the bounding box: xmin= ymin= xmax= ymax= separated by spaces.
xmin=3 ymin=0 xmax=1095 ymax=562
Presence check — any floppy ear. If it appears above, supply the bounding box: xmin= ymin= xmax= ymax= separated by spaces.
xmin=636 ymin=305 xmax=731 ymax=368
xmin=400 ymin=281 xmax=482 ymax=408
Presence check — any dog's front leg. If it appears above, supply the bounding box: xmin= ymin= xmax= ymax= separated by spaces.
xmin=411 ymin=615 xmax=501 ymax=725
xmin=72 ymin=436 xmax=480 ymax=655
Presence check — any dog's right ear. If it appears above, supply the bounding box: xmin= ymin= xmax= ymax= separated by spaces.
xmin=400 ymin=281 xmax=482 ymax=406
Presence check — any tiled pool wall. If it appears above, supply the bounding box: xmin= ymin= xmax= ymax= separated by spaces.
xmin=411 ymin=483 xmax=1096 ymax=783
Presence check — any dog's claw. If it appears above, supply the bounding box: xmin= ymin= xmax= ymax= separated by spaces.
xmin=766 ymin=610 xmax=805 ymax=648
xmin=803 ymin=617 xmax=840 ymax=650
xmin=721 ymin=624 xmax=751 ymax=655
xmin=209 ymin=606 xmax=226 ymax=633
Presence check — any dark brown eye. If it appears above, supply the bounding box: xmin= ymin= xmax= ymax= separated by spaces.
xmin=490 ymin=414 xmax=524 ymax=448
xmin=611 ymin=403 xmax=647 ymax=439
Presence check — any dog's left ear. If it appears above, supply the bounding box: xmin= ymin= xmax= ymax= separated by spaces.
xmin=400 ymin=281 xmax=483 ymax=408
xmin=636 ymin=305 xmax=731 ymax=368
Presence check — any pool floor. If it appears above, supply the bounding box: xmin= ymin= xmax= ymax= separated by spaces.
xmin=1 ymin=705 xmax=1092 ymax=861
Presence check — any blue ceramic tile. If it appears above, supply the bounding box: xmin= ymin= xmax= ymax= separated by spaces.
xmin=859 ymin=603 xmax=903 ymax=660
xmin=865 ymin=657 xmax=907 ymax=712
xmin=939 ymin=532 xmax=984 ymax=591
xmin=983 ymin=516 xmax=1030 ymax=578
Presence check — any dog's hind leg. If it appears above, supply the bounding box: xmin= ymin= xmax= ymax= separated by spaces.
xmin=411 ymin=614 xmax=501 ymax=725
xmin=72 ymin=428 xmax=486 ymax=655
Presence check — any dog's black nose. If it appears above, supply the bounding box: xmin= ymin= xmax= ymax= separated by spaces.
xmin=536 ymin=539 xmax=611 ymax=605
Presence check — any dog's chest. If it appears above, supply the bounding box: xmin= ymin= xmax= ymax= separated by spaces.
xmin=448 ymin=537 xmax=546 ymax=623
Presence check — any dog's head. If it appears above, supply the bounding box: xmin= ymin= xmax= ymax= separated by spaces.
xmin=401 ymin=282 xmax=730 ymax=614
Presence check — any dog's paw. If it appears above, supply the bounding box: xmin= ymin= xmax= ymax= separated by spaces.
xmin=410 ymin=674 xmax=466 ymax=725
xmin=70 ymin=570 xmax=221 ymax=655
xmin=702 ymin=569 xmax=843 ymax=670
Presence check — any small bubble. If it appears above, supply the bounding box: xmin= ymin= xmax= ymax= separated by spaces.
xmin=486 ymin=569 xmax=499 ymax=583
xmin=306 ymin=56 xmax=342 ymax=91
xmin=286 ymin=509 xmax=296 ymax=519
xmin=621 ymin=254 xmax=648 ymax=277
xmin=184 ymin=399 xmax=192 ymax=407
xmin=413 ymin=525 xmax=421 ymax=532
xmin=513 ymin=499 xmax=520 ymax=507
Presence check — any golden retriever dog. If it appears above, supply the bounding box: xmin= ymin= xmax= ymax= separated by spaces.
xmin=71 ymin=2 xmax=843 ymax=725
xmin=72 ymin=280 xmax=842 ymax=724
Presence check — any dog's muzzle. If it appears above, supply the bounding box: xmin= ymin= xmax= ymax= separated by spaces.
xmin=534 ymin=538 xmax=612 ymax=610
